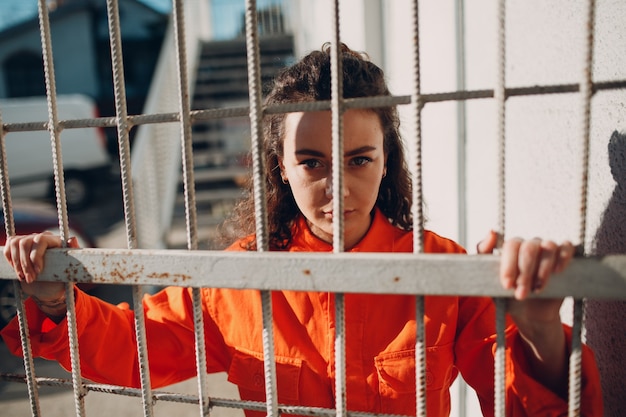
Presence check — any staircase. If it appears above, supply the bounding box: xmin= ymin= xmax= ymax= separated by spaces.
xmin=169 ymin=35 xmax=295 ymax=249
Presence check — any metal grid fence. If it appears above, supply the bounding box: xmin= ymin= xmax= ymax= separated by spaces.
xmin=1 ymin=0 xmax=626 ymax=417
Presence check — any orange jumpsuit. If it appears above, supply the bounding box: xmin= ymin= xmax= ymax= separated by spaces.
xmin=2 ymin=209 xmax=602 ymax=416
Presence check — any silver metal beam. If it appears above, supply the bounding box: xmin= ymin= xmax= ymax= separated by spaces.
xmin=1 ymin=249 xmax=624 ymax=299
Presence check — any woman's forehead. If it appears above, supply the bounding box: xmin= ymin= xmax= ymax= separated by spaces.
xmin=283 ymin=110 xmax=383 ymax=151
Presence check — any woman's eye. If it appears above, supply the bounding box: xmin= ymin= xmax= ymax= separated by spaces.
xmin=350 ymin=156 xmax=373 ymax=166
xmin=300 ymin=159 xmax=323 ymax=169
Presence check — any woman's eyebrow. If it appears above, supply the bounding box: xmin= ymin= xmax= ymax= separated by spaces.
xmin=294 ymin=145 xmax=378 ymax=158
xmin=295 ymin=148 xmax=325 ymax=157
xmin=345 ymin=145 xmax=377 ymax=157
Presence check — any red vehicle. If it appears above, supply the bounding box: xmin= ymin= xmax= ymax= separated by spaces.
xmin=0 ymin=201 xmax=95 ymax=327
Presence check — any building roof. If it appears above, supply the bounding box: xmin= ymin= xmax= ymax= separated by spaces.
xmin=0 ymin=0 xmax=169 ymax=37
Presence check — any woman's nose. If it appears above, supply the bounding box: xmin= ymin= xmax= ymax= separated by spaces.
xmin=324 ymin=177 xmax=348 ymax=199
xmin=325 ymin=178 xmax=333 ymax=199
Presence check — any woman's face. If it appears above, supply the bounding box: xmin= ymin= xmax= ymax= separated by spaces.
xmin=279 ymin=109 xmax=387 ymax=249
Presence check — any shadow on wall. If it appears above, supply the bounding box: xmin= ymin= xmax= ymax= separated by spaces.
xmin=586 ymin=130 xmax=626 ymax=416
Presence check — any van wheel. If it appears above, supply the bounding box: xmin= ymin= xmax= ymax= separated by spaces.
xmin=0 ymin=281 xmax=17 ymax=328
xmin=65 ymin=172 xmax=92 ymax=210
xmin=49 ymin=172 xmax=92 ymax=210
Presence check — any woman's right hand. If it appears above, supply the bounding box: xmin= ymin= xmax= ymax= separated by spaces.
xmin=3 ymin=232 xmax=80 ymax=308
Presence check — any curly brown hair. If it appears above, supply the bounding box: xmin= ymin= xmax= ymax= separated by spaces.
xmin=218 ymin=43 xmax=413 ymax=250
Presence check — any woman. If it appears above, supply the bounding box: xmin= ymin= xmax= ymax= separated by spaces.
xmin=2 ymin=44 xmax=602 ymax=416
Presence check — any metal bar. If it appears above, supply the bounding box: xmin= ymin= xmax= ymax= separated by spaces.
xmin=0 ymin=17 xmax=43 ymax=417
xmin=577 ymin=0 xmax=596 ymax=252
xmin=2 ymin=250 xmax=624 ymax=299
xmin=170 ymin=1 xmax=210 ymax=415
xmin=37 ymin=0 xmax=70 ymax=242
xmin=329 ymin=3 xmax=348 ymax=417
xmin=455 ymin=0 xmax=468 ymax=250
xmin=104 ymin=1 xmax=153 ymax=416
xmin=568 ymin=1 xmax=597 ymax=414
xmin=3 ymin=77 xmax=626 ymax=133
xmin=172 ymin=0 xmax=198 ymax=252
xmin=494 ymin=298 xmax=506 ymax=417
xmin=409 ymin=1 xmax=426 ymax=414
xmin=409 ymin=0 xmax=424 ymax=255
xmin=569 ymin=299 xmax=585 ymax=417
xmin=494 ymin=0 xmax=507 ymax=240
xmin=260 ymin=290 xmax=278 ymax=417
xmin=244 ymin=2 xmax=278 ymax=417
xmin=330 ymin=0 xmax=345 ymax=254
xmin=106 ymin=0 xmax=138 ymax=249
xmin=12 ymin=284 xmax=42 ymax=417
xmin=0 ymin=372 xmax=421 ymax=417
xmin=334 ymin=293 xmax=347 ymax=417
xmin=415 ymin=296 xmax=426 ymax=417
xmin=455 ymin=2 xmax=470 ymax=412
xmin=36 ymin=2 xmax=85 ymax=416
xmin=245 ymin=0 xmax=269 ymax=251
xmin=493 ymin=0 xmax=507 ymax=414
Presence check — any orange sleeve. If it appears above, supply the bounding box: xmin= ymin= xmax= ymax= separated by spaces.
xmin=1 ymin=287 xmax=141 ymax=386
xmin=0 ymin=286 xmax=231 ymax=389
xmin=505 ymin=327 xmax=603 ymax=416
xmin=454 ymin=297 xmax=603 ymax=416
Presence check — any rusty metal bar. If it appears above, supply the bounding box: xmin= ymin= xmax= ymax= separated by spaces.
xmin=36 ymin=1 xmax=84 ymax=416
xmin=1 ymin=250 xmax=624 ymax=299
xmin=104 ymin=0 xmax=153 ymax=416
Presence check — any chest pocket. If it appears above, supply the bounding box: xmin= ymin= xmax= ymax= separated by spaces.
xmin=228 ymin=349 xmax=302 ymax=404
xmin=374 ymin=344 xmax=456 ymax=412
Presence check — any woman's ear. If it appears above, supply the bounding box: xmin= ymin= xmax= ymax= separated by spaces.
xmin=278 ymin=157 xmax=288 ymax=183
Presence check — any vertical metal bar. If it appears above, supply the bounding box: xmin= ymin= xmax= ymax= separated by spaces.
xmin=1 ymin=110 xmax=42 ymax=417
xmin=245 ymin=0 xmax=269 ymax=251
xmin=409 ymin=1 xmax=427 ymax=416
xmin=569 ymin=299 xmax=584 ymax=417
xmin=494 ymin=298 xmax=506 ymax=417
xmin=455 ymin=0 xmax=468 ymax=250
xmin=172 ymin=0 xmax=199 ymax=253
xmin=105 ymin=1 xmax=138 ymax=248
xmin=494 ymin=0 xmax=507 ymax=240
xmin=105 ymin=1 xmax=153 ymax=416
xmin=260 ymin=290 xmax=278 ymax=417
xmin=577 ymin=0 xmax=595 ymax=250
xmin=415 ymin=296 xmax=426 ymax=417
xmin=409 ymin=0 xmax=424 ymax=254
xmin=494 ymin=0 xmax=507 ymax=415
xmin=330 ymin=0 xmax=344 ymax=254
xmin=454 ymin=7 xmax=470 ymax=413
xmin=12 ymin=283 xmax=41 ymax=417
xmin=244 ymin=2 xmax=277 ymax=417
xmin=329 ymin=2 xmax=347 ymax=417
xmin=36 ymin=2 xmax=85 ymax=416
xmin=0 ymin=113 xmax=13 ymax=241
xmin=37 ymin=4 xmax=70 ymax=242
xmin=570 ymin=1 xmax=596 ymax=414
xmin=170 ymin=1 xmax=210 ymax=416
xmin=334 ymin=292 xmax=347 ymax=417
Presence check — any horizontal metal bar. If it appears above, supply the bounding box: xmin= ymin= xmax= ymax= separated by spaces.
xmin=3 ymin=79 xmax=624 ymax=133
xmin=0 ymin=248 xmax=624 ymax=299
xmin=0 ymin=373 xmax=410 ymax=417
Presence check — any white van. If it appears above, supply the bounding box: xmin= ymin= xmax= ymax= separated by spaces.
xmin=0 ymin=95 xmax=112 ymax=209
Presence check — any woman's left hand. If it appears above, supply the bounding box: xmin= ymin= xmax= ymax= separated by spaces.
xmin=477 ymin=231 xmax=576 ymax=396
xmin=477 ymin=231 xmax=575 ymax=299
